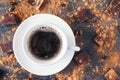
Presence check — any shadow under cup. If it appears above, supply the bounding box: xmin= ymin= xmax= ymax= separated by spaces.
xmin=23 ymin=24 xmax=68 ymax=65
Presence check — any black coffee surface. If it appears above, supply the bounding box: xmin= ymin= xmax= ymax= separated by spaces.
xmin=29 ymin=31 xmax=61 ymax=59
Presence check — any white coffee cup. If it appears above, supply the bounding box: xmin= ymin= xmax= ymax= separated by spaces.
xmin=13 ymin=14 xmax=80 ymax=75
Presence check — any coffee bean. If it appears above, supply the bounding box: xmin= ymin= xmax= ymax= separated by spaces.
xmin=74 ymin=30 xmax=83 ymax=38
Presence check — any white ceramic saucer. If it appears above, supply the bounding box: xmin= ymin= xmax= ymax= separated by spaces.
xmin=13 ymin=14 xmax=77 ymax=76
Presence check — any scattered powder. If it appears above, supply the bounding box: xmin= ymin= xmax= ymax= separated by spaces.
xmin=0 ymin=0 xmax=120 ymax=79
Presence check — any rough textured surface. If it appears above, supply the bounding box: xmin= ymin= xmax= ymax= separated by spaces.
xmin=0 ymin=0 xmax=120 ymax=80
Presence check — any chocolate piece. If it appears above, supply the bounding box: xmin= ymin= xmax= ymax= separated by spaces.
xmin=105 ymin=0 xmax=120 ymax=18
xmin=8 ymin=1 xmax=17 ymax=12
xmin=28 ymin=0 xmax=46 ymax=10
xmin=74 ymin=30 xmax=83 ymax=38
xmin=94 ymin=35 xmax=104 ymax=46
xmin=28 ymin=0 xmax=35 ymax=5
xmin=8 ymin=6 xmax=15 ymax=12
xmin=105 ymin=69 xmax=120 ymax=80
xmin=74 ymin=8 xmax=92 ymax=23
xmin=74 ymin=51 xmax=90 ymax=65
xmin=0 ymin=41 xmax=13 ymax=54
xmin=1 ymin=13 xmax=20 ymax=26
xmin=103 ymin=53 xmax=120 ymax=72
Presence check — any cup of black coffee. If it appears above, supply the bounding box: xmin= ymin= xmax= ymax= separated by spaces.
xmin=13 ymin=14 xmax=80 ymax=75
xmin=23 ymin=23 xmax=69 ymax=65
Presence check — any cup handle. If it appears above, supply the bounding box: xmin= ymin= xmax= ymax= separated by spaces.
xmin=69 ymin=46 xmax=80 ymax=51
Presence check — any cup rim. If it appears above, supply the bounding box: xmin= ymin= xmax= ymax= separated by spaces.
xmin=22 ymin=23 xmax=68 ymax=65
